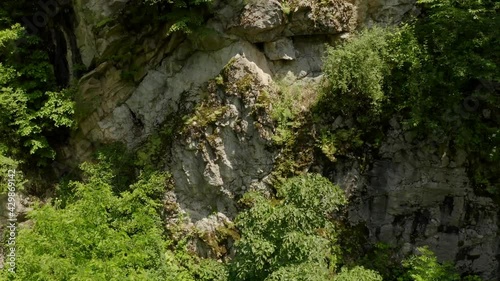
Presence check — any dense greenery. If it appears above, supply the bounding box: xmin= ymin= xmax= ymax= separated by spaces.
xmin=316 ymin=0 xmax=499 ymax=194
xmin=0 ymin=23 xmax=73 ymax=159
xmin=1 ymin=163 xmax=474 ymax=280
xmin=230 ymin=174 xmax=347 ymax=280
xmin=0 ymin=18 xmax=74 ymax=191
xmin=0 ymin=155 xmax=221 ymax=281
xmin=0 ymin=0 xmax=497 ymax=280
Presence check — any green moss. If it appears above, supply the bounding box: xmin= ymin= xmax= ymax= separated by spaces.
xmin=94 ymin=17 xmax=116 ymax=31
xmin=135 ymin=114 xmax=183 ymax=172
xmin=216 ymin=223 xmax=240 ymax=241
xmin=222 ymin=57 xmax=238 ymax=74
xmin=184 ymin=104 xmax=229 ymax=131
xmin=215 ymin=74 xmax=224 ymax=85
xmin=255 ymin=89 xmax=271 ymax=109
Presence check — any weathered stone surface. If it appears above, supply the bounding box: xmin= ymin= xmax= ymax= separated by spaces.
xmin=169 ymin=54 xmax=275 ymax=222
xmin=334 ymin=123 xmax=499 ymax=280
xmin=264 ymin=38 xmax=296 ymax=60
xmin=60 ymin=1 xmax=497 ymax=278
xmin=284 ymin=0 xmax=357 ymax=36
xmin=72 ymin=0 xmax=131 ymax=66
xmin=228 ymin=0 xmax=285 ymax=43
xmin=269 ymin=35 xmax=330 ymax=79
xmin=356 ymin=0 xmax=419 ymax=26
xmin=69 ymin=0 xmax=420 ymax=152
xmin=228 ymin=0 xmax=357 ymax=42
xmin=96 ymin=41 xmax=271 ymax=148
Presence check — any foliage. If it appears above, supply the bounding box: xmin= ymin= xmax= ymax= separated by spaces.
xmin=322 ymin=27 xmax=391 ymax=115
xmin=398 ymin=247 xmax=460 ymax=281
xmin=317 ymin=0 xmax=499 ymax=193
xmin=96 ymin=142 xmax=140 ymax=192
xmin=315 ymin=27 xmax=394 ymax=160
xmin=0 ymin=0 xmax=496 ymax=280
xmin=270 ymin=80 xmax=317 ymax=146
xmin=335 ymin=266 xmax=383 ymax=281
xmin=0 ymin=145 xmax=24 ymax=193
xmin=395 ymin=246 xmax=483 ymax=281
xmin=264 ymin=80 xmax=319 ymax=181
xmin=229 ymin=174 xmax=347 ymax=280
xmin=0 ymin=158 xmax=195 ymax=280
xmin=180 ymin=256 xmax=229 ymax=281
xmin=184 ymin=104 xmax=228 ymax=131
xmin=358 ymin=243 xmax=406 ymax=281
xmin=264 ymin=262 xmax=332 ymax=281
xmin=411 ymin=0 xmax=499 ymax=194
xmin=0 ymin=21 xmax=74 ymax=175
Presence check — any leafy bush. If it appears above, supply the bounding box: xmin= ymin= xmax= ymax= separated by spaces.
xmin=322 ymin=27 xmax=391 ymax=115
xmin=0 ymin=146 xmax=24 ymax=193
xmin=399 ymin=247 xmax=460 ymax=281
xmin=0 ymin=158 xmax=193 ymax=280
xmin=335 ymin=266 xmax=383 ymax=281
xmin=315 ymin=27 xmax=396 ymax=160
xmin=0 ymin=22 xmax=74 ymax=177
xmin=229 ymin=174 xmax=347 ymax=280
xmin=317 ymin=0 xmax=499 ymax=193
xmin=358 ymin=243 xmax=406 ymax=281
xmin=269 ymin=80 xmax=318 ymax=146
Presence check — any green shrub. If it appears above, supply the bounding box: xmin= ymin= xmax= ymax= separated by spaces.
xmin=399 ymin=247 xmax=460 ymax=281
xmin=321 ymin=27 xmax=391 ymax=117
xmin=0 ymin=146 xmax=24 ymax=193
xmin=317 ymin=0 xmax=499 ymax=194
xmin=357 ymin=243 xmax=405 ymax=281
xmin=0 ymin=159 xmax=193 ymax=280
xmin=335 ymin=266 xmax=383 ymax=281
xmin=0 ymin=22 xmax=74 ymax=165
xmin=230 ymin=174 xmax=347 ymax=280
xmin=315 ymin=27 xmax=395 ymax=161
xmin=270 ymin=80 xmax=317 ymax=146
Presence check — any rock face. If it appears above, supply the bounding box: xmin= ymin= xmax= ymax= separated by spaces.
xmin=58 ymin=0 xmax=498 ymax=278
xmin=168 ymin=54 xmax=276 ymax=222
xmin=264 ymin=38 xmax=296 ymax=60
xmin=68 ymin=0 xmax=420 ymax=153
xmin=72 ymin=0 xmax=131 ymax=67
xmin=96 ymin=41 xmax=271 ymax=148
xmin=228 ymin=0 xmax=357 ymax=42
xmin=334 ymin=122 xmax=499 ymax=279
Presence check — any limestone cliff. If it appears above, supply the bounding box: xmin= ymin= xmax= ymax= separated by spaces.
xmin=36 ymin=0 xmax=499 ymax=279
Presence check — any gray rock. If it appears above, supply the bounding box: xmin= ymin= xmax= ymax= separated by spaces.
xmin=61 ymin=1 xmax=497 ymax=279
xmin=285 ymin=0 xmax=357 ymax=36
xmin=339 ymin=126 xmax=499 ymax=279
xmin=169 ymin=55 xmax=275 ymax=222
xmin=264 ymin=38 xmax=296 ymax=60
xmin=228 ymin=0 xmax=285 ymax=42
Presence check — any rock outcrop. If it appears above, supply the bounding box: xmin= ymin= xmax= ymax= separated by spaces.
xmin=67 ymin=0 xmax=419 ymax=155
xmin=51 ymin=0 xmax=499 ymax=278
xmin=334 ymin=120 xmax=499 ymax=279
xmin=168 ymin=54 xmax=276 ymax=222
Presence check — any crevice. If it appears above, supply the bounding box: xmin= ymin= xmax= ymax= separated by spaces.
xmin=125 ymin=104 xmax=145 ymax=129
xmin=41 ymin=2 xmax=84 ymax=87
